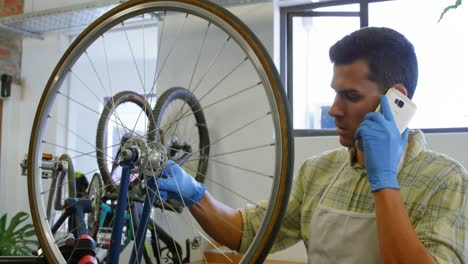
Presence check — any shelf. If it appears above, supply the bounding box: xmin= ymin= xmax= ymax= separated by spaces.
xmin=0 ymin=0 xmax=123 ymax=41
xmin=0 ymin=0 xmax=270 ymax=41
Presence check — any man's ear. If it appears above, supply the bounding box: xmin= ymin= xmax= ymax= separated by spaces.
xmin=393 ymin=84 xmax=408 ymax=97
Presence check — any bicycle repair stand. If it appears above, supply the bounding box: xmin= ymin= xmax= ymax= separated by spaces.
xmin=0 ymin=199 xmax=97 ymax=263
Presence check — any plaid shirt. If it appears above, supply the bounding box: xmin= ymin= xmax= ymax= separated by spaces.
xmin=240 ymin=130 xmax=468 ymax=263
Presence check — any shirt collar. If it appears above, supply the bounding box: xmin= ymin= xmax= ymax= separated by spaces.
xmin=347 ymin=129 xmax=426 ymax=168
xmin=402 ymin=129 xmax=426 ymax=166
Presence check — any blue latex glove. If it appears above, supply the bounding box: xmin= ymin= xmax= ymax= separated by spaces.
xmin=355 ymin=95 xmax=409 ymax=192
xmin=157 ymin=160 xmax=205 ymax=206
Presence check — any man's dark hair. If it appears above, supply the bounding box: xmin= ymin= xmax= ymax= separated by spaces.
xmin=329 ymin=27 xmax=418 ymax=99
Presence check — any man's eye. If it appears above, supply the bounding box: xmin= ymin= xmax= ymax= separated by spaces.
xmin=344 ymin=91 xmax=362 ymax=101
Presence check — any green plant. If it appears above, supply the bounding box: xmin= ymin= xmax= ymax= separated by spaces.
xmin=439 ymin=0 xmax=464 ymax=21
xmin=0 ymin=211 xmax=38 ymax=256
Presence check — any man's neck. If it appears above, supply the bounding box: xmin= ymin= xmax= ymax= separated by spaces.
xmin=356 ymin=147 xmax=366 ymax=167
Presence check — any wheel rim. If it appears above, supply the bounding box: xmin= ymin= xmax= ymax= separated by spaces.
xmin=28 ymin=1 xmax=293 ymax=263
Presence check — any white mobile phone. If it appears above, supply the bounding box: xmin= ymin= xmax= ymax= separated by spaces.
xmin=375 ymin=87 xmax=417 ymax=134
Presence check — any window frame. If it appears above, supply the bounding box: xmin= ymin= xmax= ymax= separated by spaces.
xmin=279 ymin=0 xmax=468 ymax=136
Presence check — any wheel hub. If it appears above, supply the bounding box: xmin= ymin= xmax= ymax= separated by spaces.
xmin=120 ymin=138 xmax=168 ymax=177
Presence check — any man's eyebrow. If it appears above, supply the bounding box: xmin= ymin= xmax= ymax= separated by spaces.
xmin=332 ymin=87 xmax=360 ymax=93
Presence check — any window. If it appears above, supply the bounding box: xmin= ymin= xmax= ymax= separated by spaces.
xmin=280 ymin=0 xmax=468 ymax=134
xmin=369 ymin=1 xmax=468 ymax=130
xmin=290 ymin=5 xmax=360 ymax=131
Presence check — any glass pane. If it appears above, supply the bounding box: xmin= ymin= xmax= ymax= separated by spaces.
xmin=292 ymin=16 xmax=359 ymax=129
xmin=369 ymin=0 xmax=468 ymax=129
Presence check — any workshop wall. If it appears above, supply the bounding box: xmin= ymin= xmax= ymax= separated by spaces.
xmin=0 ymin=33 xmax=68 ymax=215
xmin=0 ymin=0 xmax=23 ymax=78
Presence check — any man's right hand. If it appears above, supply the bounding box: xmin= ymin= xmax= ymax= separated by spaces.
xmin=355 ymin=95 xmax=408 ymax=192
xmin=157 ymin=160 xmax=206 ymax=206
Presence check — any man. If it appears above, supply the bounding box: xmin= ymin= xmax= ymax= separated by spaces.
xmin=158 ymin=27 xmax=468 ymax=263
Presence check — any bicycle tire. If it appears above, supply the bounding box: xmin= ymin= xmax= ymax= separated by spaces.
xmin=148 ymin=87 xmax=210 ymax=182
xmin=86 ymin=173 xmax=104 ymax=240
xmin=28 ymin=1 xmax=294 ymax=263
xmin=96 ymin=90 xmax=154 ymax=193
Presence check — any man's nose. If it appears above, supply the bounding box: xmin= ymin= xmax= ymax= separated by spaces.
xmin=328 ymin=99 xmax=343 ymax=117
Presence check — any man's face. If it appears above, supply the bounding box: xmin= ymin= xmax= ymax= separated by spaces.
xmin=328 ymin=59 xmax=382 ymax=148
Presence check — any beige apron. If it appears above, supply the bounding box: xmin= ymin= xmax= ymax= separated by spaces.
xmin=308 ymin=163 xmax=382 ymax=263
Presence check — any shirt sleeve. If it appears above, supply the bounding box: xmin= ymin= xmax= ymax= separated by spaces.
xmin=414 ymin=169 xmax=468 ymax=264
xmin=238 ymin=160 xmax=311 ymax=253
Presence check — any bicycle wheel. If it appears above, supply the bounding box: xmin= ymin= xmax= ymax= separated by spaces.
xmin=46 ymin=154 xmax=76 ymax=226
xmin=148 ymin=86 xmax=210 ymax=182
xmin=28 ymin=0 xmax=293 ymax=263
xmin=96 ymin=90 xmax=154 ymax=193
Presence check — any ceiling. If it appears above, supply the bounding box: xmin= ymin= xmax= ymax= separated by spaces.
xmin=0 ymin=0 xmax=271 ymax=41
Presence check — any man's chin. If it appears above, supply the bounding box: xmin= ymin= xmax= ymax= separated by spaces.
xmin=338 ymin=136 xmax=354 ymax=149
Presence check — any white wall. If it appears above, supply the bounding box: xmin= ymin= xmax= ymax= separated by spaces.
xmin=0 ymin=33 xmax=69 ymax=216
xmin=0 ymin=0 xmax=101 ymax=216
xmin=1 ymin=1 xmax=468 ymax=263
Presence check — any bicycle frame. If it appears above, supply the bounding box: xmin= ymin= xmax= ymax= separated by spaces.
xmin=108 ymin=155 xmax=163 ymax=263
